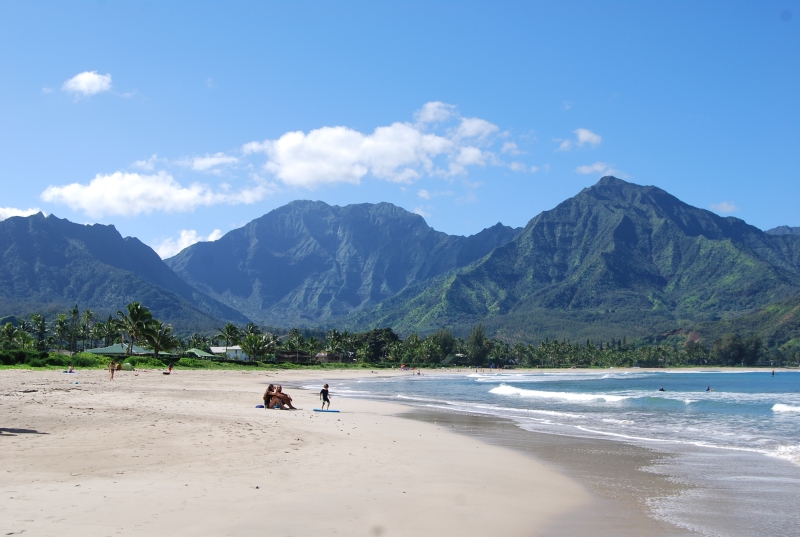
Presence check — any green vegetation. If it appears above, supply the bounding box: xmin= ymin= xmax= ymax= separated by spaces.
xmin=1 ymin=298 xmax=798 ymax=369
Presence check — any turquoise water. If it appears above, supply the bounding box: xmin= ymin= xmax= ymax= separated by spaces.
xmin=324 ymin=370 xmax=800 ymax=537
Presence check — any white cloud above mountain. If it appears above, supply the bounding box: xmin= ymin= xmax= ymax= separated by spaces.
xmin=242 ymin=102 xmax=502 ymax=188
xmin=575 ymin=161 xmax=626 ymax=177
xmin=557 ymin=128 xmax=602 ymax=151
xmin=41 ymin=171 xmax=275 ymax=217
xmin=62 ymin=71 xmax=112 ymax=97
xmin=0 ymin=207 xmax=41 ymax=221
xmin=710 ymin=201 xmax=738 ymax=213
xmin=152 ymin=228 xmax=223 ymax=259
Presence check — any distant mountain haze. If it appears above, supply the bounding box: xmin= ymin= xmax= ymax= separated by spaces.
xmin=0 ymin=213 xmax=248 ymax=332
xmin=165 ymin=201 xmax=521 ymax=325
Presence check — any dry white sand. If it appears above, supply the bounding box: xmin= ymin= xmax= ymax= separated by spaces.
xmin=1 ymin=368 xmax=589 ymax=536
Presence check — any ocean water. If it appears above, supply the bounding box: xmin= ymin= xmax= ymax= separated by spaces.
xmin=320 ymin=370 xmax=800 ymax=537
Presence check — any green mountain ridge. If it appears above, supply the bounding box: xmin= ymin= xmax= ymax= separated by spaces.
xmin=166 ymin=200 xmax=521 ymax=326
xmin=0 ymin=213 xmax=248 ymax=332
xmin=344 ymin=177 xmax=800 ymax=343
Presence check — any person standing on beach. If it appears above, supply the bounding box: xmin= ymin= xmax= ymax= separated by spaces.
xmin=319 ymin=384 xmax=331 ymax=410
xmin=109 ymin=360 xmax=115 ymax=381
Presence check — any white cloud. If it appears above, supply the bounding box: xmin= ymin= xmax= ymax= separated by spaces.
xmin=41 ymin=171 xmax=275 ymax=217
xmin=183 ymin=152 xmax=239 ymax=172
xmin=132 ymin=154 xmax=159 ymax=171
xmin=62 ymin=71 xmax=112 ymax=97
xmin=455 ymin=118 xmax=498 ymax=141
xmin=41 ymin=87 xmax=54 ymax=94
xmin=710 ymin=201 xmax=738 ymax=213
xmin=575 ymin=162 xmax=625 ymax=177
xmin=153 ymin=229 xmax=223 ymax=259
xmin=417 ymin=189 xmax=453 ymax=199
xmin=509 ymin=162 xmax=528 ymax=172
xmin=575 ymin=128 xmax=601 ymax=147
xmin=556 ymin=128 xmax=602 ymax=151
xmin=413 ymin=206 xmax=431 ymax=218
xmin=414 ymin=101 xmax=456 ymax=125
xmin=242 ymin=102 xmax=501 ymax=188
xmin=0 ymin=207 xmax=41 ymax=221
xmin=556 ymin=140 xmax=573 ymax=151
xmin=501 ymin=142 xmax=523 ymax=155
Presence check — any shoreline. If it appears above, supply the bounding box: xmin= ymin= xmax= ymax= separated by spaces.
xmin=1 ymin=368 xmax=591 ymax=537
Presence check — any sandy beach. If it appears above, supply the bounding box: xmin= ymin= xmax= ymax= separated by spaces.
xmin=1 ymin=368 xmax=592 ymax=537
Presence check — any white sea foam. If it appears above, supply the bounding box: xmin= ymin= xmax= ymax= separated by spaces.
xmin=768 ymin=445 xmax=800 ymax=466
xmin=772 ymin=403 xmax=800 ymax=413
xmin=489 ymin=384 xmax=629 ymax=402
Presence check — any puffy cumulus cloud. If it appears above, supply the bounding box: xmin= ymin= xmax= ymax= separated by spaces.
xmin=153 ymin=228 xmax=223 ymax=259
xmin=62 ymin=71 xmax=112 ymax=97
xmin=501 ymin=142 xmax=523 ymax=155
xmin=574 ymin=128 xmax=602 ymax=147
xmin=414 ymin=101 xmax=457 ymax=125
xmin=710 ymin=201 xmax=738 ymax=214
xmin=417 ymin=189 xmax=431 ymax=200
xmin=0 ymin=207 xmax=41 ymax=221
xmin=242 ymin=102 xmax=501 ymax=188
xmin=575 ymin=162 xmax=626 ymax=177
xmin=41 ymin=171 xmax=275 ymax=217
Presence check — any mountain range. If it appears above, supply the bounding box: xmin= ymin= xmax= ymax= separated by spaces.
xmin=0 ymin=213 xmax=247 ymax=332
xmin=1 ymin=177 xmax=799 ymax=347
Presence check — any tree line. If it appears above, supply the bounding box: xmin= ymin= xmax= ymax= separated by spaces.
xmin=1 ymin=302 xmax=795 ymax=367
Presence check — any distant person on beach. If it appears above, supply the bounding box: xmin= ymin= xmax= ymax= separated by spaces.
xmin=168 ymin=363 xmax=173 ymax=374
xmin=68 ymin=364 xmax=74 ymax=373
xmin=319 ymin=384 xmax=331 ymax=410
xmin=772 ymin=370 xmax=775 ymax=377
xmin=109 ymin=361 xmax=115 ymax=380
xmin=275 ymin=386 xmax=296 ymax=409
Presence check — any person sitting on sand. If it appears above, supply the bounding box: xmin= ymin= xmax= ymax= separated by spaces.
xmin=68 ymin=364 xmax=74 ymax=373
xmin=262 ymin=384 xmax=296 ymax=409
xmin=263 ymin=384 xmax=277 ymax=407
xmin=274 ymin=385 xmax=296 ymax=409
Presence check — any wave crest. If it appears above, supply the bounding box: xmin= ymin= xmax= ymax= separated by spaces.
xmin=489 ymin=384 xmax=628 ymax=402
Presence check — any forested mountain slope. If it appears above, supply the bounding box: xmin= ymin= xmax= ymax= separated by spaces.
xmin=0 ymin=213 xmax=247 ymax=332
xmin=166 ymin=201 xmax=521 ymax=326
xmin=349 ymin=177 xmax=800 ymax=341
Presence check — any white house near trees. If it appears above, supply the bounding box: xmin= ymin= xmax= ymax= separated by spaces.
xmin=210 ymin=345 xmax=250 ymax=361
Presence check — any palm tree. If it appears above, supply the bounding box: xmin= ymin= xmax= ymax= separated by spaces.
xmin=116 ymin=302 xmax=155 ymax=356
xmin=216 ymin=323 xmax=240 ymax=356
xmin=144 ymin=320 xmax=178 ymax=362
xmin=68 ymin=304 xmax=80 ymax=352
xmin=240 ymin=333 xmax=268 ymax=361
xmin=243 ymin=323 xmax=262 ymax=337
xmin=53 ymin=314 xmax=69 ymax=351
xmin=14 ymin=331 xmax=35 ymax=350
xmin=80 ymin=309 xmax=94 ymax=351
xmin=29 ymin=314 xmax=47 ymax=351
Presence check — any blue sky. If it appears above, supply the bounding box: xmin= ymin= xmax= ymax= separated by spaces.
xmin=1 ymin=1 xmax=797 ymax=257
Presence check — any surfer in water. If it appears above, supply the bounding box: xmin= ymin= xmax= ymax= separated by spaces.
xmin=706 ymin=386 xmax=712 ymax=392
xmin=658 ymin=387 xmax=665 ymax=392
xmin=319 ymin=384 xmax=331 ymax=410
